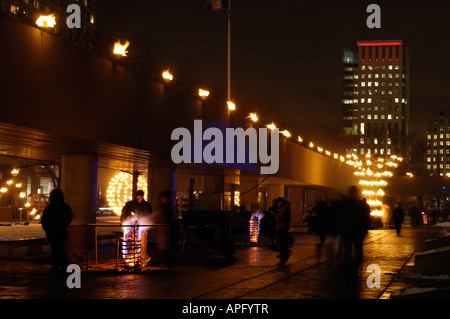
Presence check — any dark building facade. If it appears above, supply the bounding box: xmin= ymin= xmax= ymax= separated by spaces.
xmin=0 ymin=0 xmax=97 ymax=50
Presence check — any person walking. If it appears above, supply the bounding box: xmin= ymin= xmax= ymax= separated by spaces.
xmin=314 ymin=200 xmax=331 ymax=246
xmin=337 ymin=186 xmax=371 ymax=266
xmin=41 ymin=188 xmax=73 ymax=274
xmin=393 ymin=203 xmax=405 ymax=235
xmin=274 ymin=197 xmax=291 ymax=264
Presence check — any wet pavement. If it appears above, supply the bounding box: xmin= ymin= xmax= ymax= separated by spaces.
xmin=0 ymin=226 xmax=449 ymax=300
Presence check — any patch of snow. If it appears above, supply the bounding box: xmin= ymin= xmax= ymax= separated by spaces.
xmin=415 ymin=246 xmax=450 ymax=256
xmin=391 ymin=286 xmax=439 ymax=297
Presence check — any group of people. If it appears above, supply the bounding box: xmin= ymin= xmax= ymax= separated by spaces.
xmin=311 ymin=186 xmax=371 ymax=266
xmin=40 ymin=187 xmax=173 ymax=273
xmin=311 ymin=186 xmax=409 ymax=266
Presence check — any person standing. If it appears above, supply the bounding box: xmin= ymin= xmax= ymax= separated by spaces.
xmin=121 ymin=190 xmax=152 ymax=266
xmin=274 ymin=197 xmax=291 ymax=264
xmin=393 ymin=203 xmax=405 ymax=235
xmin=153 ymin=190 xmax=173 ymax=267
xmin=41 ymin=188 xmax=73 ymax=273
xmin=338 ymin=186 xmax=371 ymax=265
xmin=314 ymin=200 xmax=331 ymax=246
xmin=121 ymin=190 xmax=152 ymax=222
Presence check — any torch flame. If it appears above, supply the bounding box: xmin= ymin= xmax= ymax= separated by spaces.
xmin=248 ymin=113 xmax=258 ymax=122
xmin=198 ymin=88 xmax=210 ymax=99
xmin=227 ymin=101 xmax=236 ymax=111
xmin=36 ymin=14 xmax=56 ymax=28
xmin=113 ymin=40 xmax=130 ymax=57
xmin=162 ymin=70 xmax=173 ymax=82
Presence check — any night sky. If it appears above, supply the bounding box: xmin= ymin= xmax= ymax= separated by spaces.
xmin=97 ymin=0 xmax=450 ymax=152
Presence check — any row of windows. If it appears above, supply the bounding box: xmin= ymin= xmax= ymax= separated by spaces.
xmin=427 ymin=126 xmax=450 ymax=133
xmin=358 ymin=90 xmax=406 ymax=97
xmin=427 ymin=164 xmax=450 ymax=170
xmin=361 ymin=65 xmax=400 ymax=71
xmin=427 ymin=149 xmax=450 ymax=155
xmin=361 ymin=114 xmax=403 ymax=120
xmin=359 ymin=73 xmax=400 ymax=79
xmin=427 ymin=119 xmax=450 ymax=126
xmin=427 ymin=171 xmax=450 ymax=177
xmin=360 ymin=138 xmax=390 ymax=145
xmin=360 ymin=81 xmax=404 ymax=87
xmin=360 ymin=97 xmax=403 ymax=103
xmin=360 ymin=122 xmax=403 ymax=135
xmin=359 ymin=148 xmax=392 ymax=155
xmin=427 ymin=156 xmax=450 ymax=163
xmin=427 ymin=134 xmax=450 ymax=140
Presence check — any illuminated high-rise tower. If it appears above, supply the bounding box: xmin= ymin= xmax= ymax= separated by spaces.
xmin=342 ymin=40 xmax=410 ymax=157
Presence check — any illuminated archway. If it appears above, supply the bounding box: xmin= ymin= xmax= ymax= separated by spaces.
xmin=106 ymin=172 xmax=148 ymax=215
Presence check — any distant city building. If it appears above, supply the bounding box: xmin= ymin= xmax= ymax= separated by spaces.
xmin=425 ymin=107 xmax=450 ymax=177
xmin=341 ymin=48 xmax=359 ymax=152
xmin=341 ymin=40 xmax=410 ymax=158
xmin=0 ymin=0 xmax=98 ymax=50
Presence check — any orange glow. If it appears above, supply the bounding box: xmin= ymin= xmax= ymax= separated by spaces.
xmin=162 ymin=70 xmax=173 ymax=82
xmin=36 ymin=14 xmax=56 ymax=28
xmin=113 ymin=40 xmax=130 ymax=57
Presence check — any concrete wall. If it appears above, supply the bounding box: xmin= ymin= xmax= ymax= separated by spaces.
xmin=0 ymin=15 xmax=358 ymax=191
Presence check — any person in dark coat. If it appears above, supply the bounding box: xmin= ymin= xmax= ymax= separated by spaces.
xmin=337 ymin=186 xmax=371 ymax=265
xmin=121 ymin=190 xmax=153 ymax=266
xmin=314 ymin=200 xmax=331 ymax=246
xmin=152 ymin=190 xmax=173 ymax=266
xmin=41 ymin=188 xmax=73 ymax=273
xmin=393 ymin=203 xmax=405 ymax=235
xmin=121 ymin=190 xmax=152 ymax=222
xmin=274 ymin=197 xmax=291 ymax=264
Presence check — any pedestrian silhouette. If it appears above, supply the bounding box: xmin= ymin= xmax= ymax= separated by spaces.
xmin=41 ymin=188 xmax=73 ymax=273
xmin=274 ymin=197 xmax=291 ymax=264
xmin=393 ymin=203 xmax=405 ymax=235
xmin=337 ymin=186 xmax=371 ymax=266
xmin=313 ymin=200 xmax=331 ymax=246
xmin=152 ymin=190 xmax=173 ymax=267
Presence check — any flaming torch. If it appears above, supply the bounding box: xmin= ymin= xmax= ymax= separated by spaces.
xmin=113 ymin=40 xmax=130 ymax=57
xmin=249 ymin=211 xmax=264 ymax=245
xmin=121 ymin=220 xmax=141 ymax=269
xmin=36 ymin=14 xmax=56 ymax=28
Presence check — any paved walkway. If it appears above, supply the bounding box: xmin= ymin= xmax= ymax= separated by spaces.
xmin=0 ymin=226 xmax=449 ymax=300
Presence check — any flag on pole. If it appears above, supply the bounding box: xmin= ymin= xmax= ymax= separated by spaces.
xmin=209 ymin=0 xmax=228 ymax=11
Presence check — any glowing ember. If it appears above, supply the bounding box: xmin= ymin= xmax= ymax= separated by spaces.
xmin=36 ymin=14 xmax=56 ymax=28
xmin=113 ymin=40 xmax=130 ymax=57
